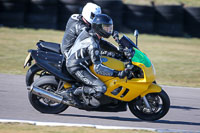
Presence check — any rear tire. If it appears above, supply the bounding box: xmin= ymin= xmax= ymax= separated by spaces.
xmin=26 ymin=64 xmax=42 ymax=86
xmin=128 ymin=90 xmax=170 ymax=121
xmin=28 ymin=76 xmax=69 ymax=114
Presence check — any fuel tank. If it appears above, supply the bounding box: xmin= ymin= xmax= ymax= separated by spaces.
xmin=89 ymin=56 xmax=125 ymax=82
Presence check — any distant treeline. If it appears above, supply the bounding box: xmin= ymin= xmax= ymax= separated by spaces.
xmin=0 ymin=0 xmax=199 ymax=37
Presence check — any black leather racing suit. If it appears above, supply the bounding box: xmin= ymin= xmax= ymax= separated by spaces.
xmin=66 ymin=30 xmax=118 ymax=107
xmin=61 ymin=14 xmax=88 ymax=54
xmin=61 ymin=14 xmax=122 ymax=56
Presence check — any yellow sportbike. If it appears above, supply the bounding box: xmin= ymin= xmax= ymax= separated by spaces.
xmin=24 ymin=35 xmax=170 ymax=121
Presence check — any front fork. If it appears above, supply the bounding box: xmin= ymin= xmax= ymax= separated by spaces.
xmin=142 ymin=96 xmax=152 ymax=112
xmin=140 ymin=83 xmax=162 ymax=111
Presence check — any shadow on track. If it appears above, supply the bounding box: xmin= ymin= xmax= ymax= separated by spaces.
xmin=170 ymin=105 xmax=200 ymax=111
xmin=58 ymin=114 xmax=141 ymax=122
xmin=58 ymin=114 xmax=200 ymax=126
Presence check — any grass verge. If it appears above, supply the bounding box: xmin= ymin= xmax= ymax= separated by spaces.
xmin=0 ymin=123 xmax=156 ymax=133
xmin=0 ymin=27 xmax=199 ymax=87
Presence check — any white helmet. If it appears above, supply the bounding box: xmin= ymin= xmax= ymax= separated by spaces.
xmin=82 ymin=2 xmax=101 ymax=24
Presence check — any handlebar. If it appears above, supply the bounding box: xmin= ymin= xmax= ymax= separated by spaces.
xmin=125 ymin=62 xmax=134 ymax=71
xmin=112 ymin=31 xmax=120 ymax=44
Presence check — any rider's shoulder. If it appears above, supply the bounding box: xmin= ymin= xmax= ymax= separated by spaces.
xmin=70 ymin=14 xmax=80 ymax=21
xmin=87 ymin=36 xmax=98 ymax=48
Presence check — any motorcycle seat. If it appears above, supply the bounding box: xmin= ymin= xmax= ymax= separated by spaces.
xmin=37 ymin=41 xmax=61 ymax=54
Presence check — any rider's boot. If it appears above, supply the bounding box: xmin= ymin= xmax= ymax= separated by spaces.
xmin=73 ymin=87 xmax=83 ymax=96
xmin=60 ymin=88 xmax=81 ymax=107
xmin=82 ymin=86 xmax=101 ymax=107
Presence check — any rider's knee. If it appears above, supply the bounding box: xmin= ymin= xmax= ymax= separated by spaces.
xmin=94 ymin=85 xmax=107 ymax=98
xmin=95 ymin=85 xmax=107 ymax=94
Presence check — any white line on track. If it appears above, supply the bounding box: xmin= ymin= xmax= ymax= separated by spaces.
xmin=0 ymin=119 xmax=199 ymax=133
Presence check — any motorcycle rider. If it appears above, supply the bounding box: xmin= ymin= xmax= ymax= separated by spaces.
xmin=65 ymin=14 xmax=129 ymax=107
xmin=61 ymin=2 xmax=123 ymax=58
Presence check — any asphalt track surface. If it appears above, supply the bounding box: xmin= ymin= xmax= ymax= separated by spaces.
xmin=0 ymin=73 xmax=200 ymax=132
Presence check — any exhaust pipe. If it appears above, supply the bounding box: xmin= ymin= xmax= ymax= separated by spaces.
xmin=29 ymin=86 xmax=68 ymax=104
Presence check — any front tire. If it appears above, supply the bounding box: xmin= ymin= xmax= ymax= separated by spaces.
xmin=128 ymin=90 xmax=170 ymax=121
xmin=28 ymin=76 xmax=69 ymax=114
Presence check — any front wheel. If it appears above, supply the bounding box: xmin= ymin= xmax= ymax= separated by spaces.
xmin=128 ymin=90 xmax=170 ymax=121
xmin=28 ymin=76 xmax=69 ymax=114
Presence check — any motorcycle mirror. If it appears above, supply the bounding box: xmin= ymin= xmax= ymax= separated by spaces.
xmin=134 ymin=30 xmax=139 ymax=37
xmin=134 ymin=29 xmax=139 ymax=46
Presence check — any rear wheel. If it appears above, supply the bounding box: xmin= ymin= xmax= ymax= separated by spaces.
xmin=26 ymin=64 xmax=50 ymax=86
xmin=28 ymin=76 xmax=69 ymax=114
xmin=128 ymin=90 xmax=170 ymax=121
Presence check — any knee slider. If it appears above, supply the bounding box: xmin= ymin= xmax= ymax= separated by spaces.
xmin=94 ymin=92 xmax=103 ymax=99
xmin=95 ymin=85 xmax=107 ymax=93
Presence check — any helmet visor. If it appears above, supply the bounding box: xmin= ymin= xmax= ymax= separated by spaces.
xmin=102 ymin=24 xmax=113 ymax=35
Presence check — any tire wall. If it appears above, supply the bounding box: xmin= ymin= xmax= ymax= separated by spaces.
xmin=25 ymin=0 xmax=58 ymax=29
xmin=0 ymin=0 xmax=200 ymax=37
xmin=92 ymin=0 xmax=123 ymax=31
xmin=0 ymin=0 xmax=28 ymax=27
xmin=57 ymin=0 xmax=85 ymax=30
xmin=184 ymin=7 xmax=200 ymax=37
xmin=123 ymin=4 xmax=155 ymax=33
xmin=154 ymin=5 xmax=184 ymax=36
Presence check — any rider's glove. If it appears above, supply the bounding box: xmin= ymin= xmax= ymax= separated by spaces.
xmin=123 ymin=49 xmax=133 ymax=60
xmin=118 ymin=70 xmax=128 ymax=79
xmin=112 ymin=30 xmax=119 ymax=43
xmin=113 ymin=69 xmax=130 ymax=79
xmin=118 ymin=44 xmax=124 ymax=53
xmin=112 ymin=30 xmax=119 ymax=39
xmin=107 ymin=51 xmax=116 ymax=58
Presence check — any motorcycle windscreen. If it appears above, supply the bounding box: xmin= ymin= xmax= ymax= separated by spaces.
xmin=132 ymin=48 xmax=151 ymax=67
xmin=119 ymin=35 xmax=139 ymax=49
xmin=131 ymin=48 xmax=155 ymax=82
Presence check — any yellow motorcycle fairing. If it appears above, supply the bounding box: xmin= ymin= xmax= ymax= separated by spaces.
xmin=64 ymin=56 xmax=161 ymax=102
xmin=132 ymin=62 xmax=156 ymax=83
xmin=104 ymin=79 xmax=162 ymax=101
xmin=64 ymin=82 xmax=72 ymax=89
xmin=140 ymin=83 xmax=162 ymax=97
xmin=89 ymin=56 xmax=161 ymax=102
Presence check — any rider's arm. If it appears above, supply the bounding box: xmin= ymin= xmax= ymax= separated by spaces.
xmin=75 ymin=15 xmax=90 ymax=36
xmin=89 ymin=47 xmax=128 ymax=78
xmin=75 ymin=23 xmax=88 ymax=36
xmin=88 ymin=41 xmax=117 ymax=77
xmin=88 ymin=39 xmax=130 ymax=78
